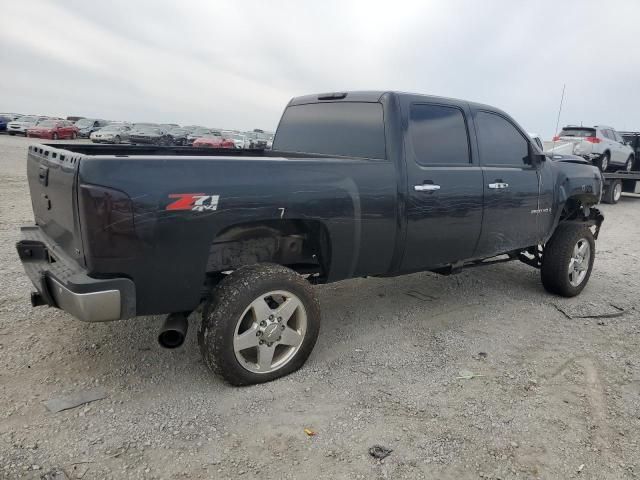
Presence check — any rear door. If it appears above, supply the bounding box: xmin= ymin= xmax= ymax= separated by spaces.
xmin=60 ymin=121 xmax=72 ymax=138
xmin=473 ymin=110 xmax=541 ymax=257
xmin=400 ymin=99 xmax=484 ymax=271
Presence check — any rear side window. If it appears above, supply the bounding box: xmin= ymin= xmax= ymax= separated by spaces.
xmin=273 ymin=102 xmax=386 ymax=159
xmin=476 ymin=111 xmax=530 ymax=167
xmin=409 ymin=104 xmax=470 ymax=165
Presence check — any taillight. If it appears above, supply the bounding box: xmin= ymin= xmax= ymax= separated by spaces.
xmin=552 ymin=135 xmax=560 ymax=141
xmin=79 ymin=184 xmax=137 ymax=259
xmin=585 ymin=136 xmax=601 ymax=143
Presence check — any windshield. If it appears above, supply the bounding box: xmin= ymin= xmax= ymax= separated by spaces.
xmin=559 ymin=128 xmax=596 ymax=138
xmin=190 ymin=128 xmax=212 ymax=136
xmin=100 ymin=125 xmax=124 ymax=132
xmin=17 ymin=116 xmax=38 ymax=123
xmin=134 ymin=126 xmax=163 ymax=134
xmin=38 ymin=120 xmax=58 ymax=128
xmin=75 ymin=119 xmax=95 ymax=127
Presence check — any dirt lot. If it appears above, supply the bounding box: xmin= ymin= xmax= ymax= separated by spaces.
xmin=0 ymin=134 xmax=639 ymax=480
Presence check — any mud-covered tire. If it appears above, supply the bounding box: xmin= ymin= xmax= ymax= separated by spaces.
xmin=541 ymin=223 xmax=595 ymax=297
xmin=199 ymin=264 xmax=321 ymax=386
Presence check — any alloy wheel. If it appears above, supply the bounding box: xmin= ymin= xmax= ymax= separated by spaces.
xmin=233 ymin=290 xmax=307 ymax=374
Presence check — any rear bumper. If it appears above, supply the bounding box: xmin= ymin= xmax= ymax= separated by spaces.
xmin=16 ymin=226 xmax=136 ymax=322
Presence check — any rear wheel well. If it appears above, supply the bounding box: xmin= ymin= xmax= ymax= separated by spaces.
xmin=206 ymin=220 xmax=331 ymax=282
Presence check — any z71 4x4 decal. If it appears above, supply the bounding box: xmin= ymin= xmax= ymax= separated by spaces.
xmin=166 ymin=193 xmax=220 ymax=212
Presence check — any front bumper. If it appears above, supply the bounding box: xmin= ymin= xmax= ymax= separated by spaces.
xmin=16 ymin=226 xmax=136 ymax=322
xmin=27 ymin=132 xmax=52 ymax=139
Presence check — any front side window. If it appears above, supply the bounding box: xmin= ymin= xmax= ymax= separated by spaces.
xmin=273 ymin=102 xmax=386 ymax=159
xmin=409 ymin=104 xmax=470 ymax=165
xmin=475 ymin=111 xmax=530 ymax=167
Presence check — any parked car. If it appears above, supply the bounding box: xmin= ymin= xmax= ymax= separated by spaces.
xmin=0 ymin=115 xmax=10 ymax=132
xmin=74 ymin=118 xmax=109 ymax=138
xmin=192 ymin=134 xmax=235 ymax=148
xmin=129 ymin=126 xmax=173 ymax=145
xmin=0 ymin=113 xmax=22 ymax=122
xmin=26 ymin=120 xmax=79 ymax=140
xmin=90 ymin=124 xmax=131 ymax=144
xmin=186 ymin=127 xmax=217 ymax=145
xmin=167 ymin=127 xmax=190 ymax=146
xmin=7 ymin=116 xmax=48 ymax=136
xmin=16 ymin=90 xmax=604 ymax=386
xmin=230 ymin=133 xmax=249 ymax=149
xmin=246 ymin=131 xmax=269 ymax=149
xmin=552 ymin=125 xmax=634 ymax=172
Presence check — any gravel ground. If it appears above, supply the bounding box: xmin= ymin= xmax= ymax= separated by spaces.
xmin=1 ymin=134 xmax=639 ymax=479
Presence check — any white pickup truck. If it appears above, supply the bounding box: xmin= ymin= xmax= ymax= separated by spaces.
xmin=545 ymin=125 xmax=634 ymax=172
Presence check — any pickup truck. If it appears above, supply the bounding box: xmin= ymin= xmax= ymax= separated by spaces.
xmin=16 ymin=91 xmax=604 ymax=385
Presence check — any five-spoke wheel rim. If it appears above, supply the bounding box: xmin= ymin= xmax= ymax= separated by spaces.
xmin=233 ymin=290 xmax=307 ymax=374
xmin=568 ymin=238 xmax=591 ymax=287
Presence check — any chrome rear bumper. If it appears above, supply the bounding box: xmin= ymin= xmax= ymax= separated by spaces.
xmin=16 ymin=226 xmax=136 ymax=322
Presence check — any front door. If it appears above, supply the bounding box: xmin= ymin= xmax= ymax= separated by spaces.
xmin=473 ymin=110 xmax=541 ymax=258
xmin=400 ymin=100 xmax=484 ymax=272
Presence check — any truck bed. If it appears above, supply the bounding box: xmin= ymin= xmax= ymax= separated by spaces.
xmin=37 ymin=143 xmax=339 ymax=160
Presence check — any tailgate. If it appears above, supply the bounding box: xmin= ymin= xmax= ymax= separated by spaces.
xmin=26 ymin=145 xmax=85 ymax=266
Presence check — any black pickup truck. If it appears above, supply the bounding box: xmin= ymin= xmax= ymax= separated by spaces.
xmin=16 ymin=91 xmax=604 ymax=385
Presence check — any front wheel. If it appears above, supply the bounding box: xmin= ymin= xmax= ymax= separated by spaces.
xmin=541 ymin=223 xmax=595 ymax=297
xmin=71 ymin=132 xmax=77 ymax=140
xmin=199 ymin=264 xmax=321 ymax=386
xmin=624 ymin=156 xmax=634 ymax=172
xmin=52 ymin=133 xmax=59 ymax=140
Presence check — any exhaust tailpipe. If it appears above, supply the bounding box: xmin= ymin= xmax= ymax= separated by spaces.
xmin=158 ymin=312 xmax=188 ymax=349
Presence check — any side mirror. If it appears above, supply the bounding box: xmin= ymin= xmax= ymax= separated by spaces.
xmin=528 ymin=143 xmax=546 ymax=165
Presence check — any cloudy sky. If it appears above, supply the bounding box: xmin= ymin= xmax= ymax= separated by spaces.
xmin=1 ymin=0 xmax=638 ymax=137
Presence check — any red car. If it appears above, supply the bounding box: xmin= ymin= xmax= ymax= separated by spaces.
xmin=192 ymin=134 xmax=235 ymax=149
xmin=27 ymin=120 xmax=79 ymax=140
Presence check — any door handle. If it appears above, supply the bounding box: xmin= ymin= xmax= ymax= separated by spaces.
xmin=414 ymin=184 xmax=441 ymax=192
xmin=488 ymin=182 xmax=509 ymax=189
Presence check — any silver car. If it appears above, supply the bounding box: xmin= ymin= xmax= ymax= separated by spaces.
xmin=90 ymin=124 xmax=131 ymax=144
xmin=553 ymin=125 xmax=635 ymax=172
xmin=7 ymin=115 xmax=48 ymax=136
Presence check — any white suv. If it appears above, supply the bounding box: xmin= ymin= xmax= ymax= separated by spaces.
xmin=553 ymin=125 xmax=634 ymax=172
